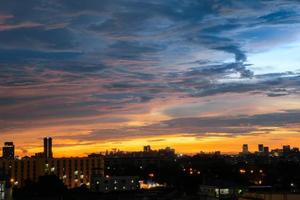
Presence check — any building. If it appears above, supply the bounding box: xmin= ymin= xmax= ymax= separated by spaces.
xmin=0 ymin=138 xmax=104 ymax=189
xmin=0 ymin=170 xmax=11 ymax=200
xmin=43 ymin=137 xmax=53 ymax=159
xmin=283 ymin=145 xmax=291 ymax=152
xmin=2 ymin=142 xmax=14 ymax=160
xmin=263 ymin=147 xmax=269 ymax=154
xmin=199 ymin=181 xmax=243 ymax=200
xmin=258 ymin=144 xmax=264 ymax=153
xmin=0 ymin=156 xmax=104 ymax=188
xmin=33 ymin=152 xmax=45 ymax=158
xmin=242 ymin=144 xmax=249 ymax=154
xmin=143 ymin=145 xmax=151 ymax=153
xmin=91 ymin=175 xmax=139 ymax=192
xmin=105 ymin=147 xmax=176 ymax=175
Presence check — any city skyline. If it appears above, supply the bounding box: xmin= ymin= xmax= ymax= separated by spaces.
xmin=1 ymin=1 xmax=300 ymax=156
xmin=1 ymin=138 xmax=299 ymax=158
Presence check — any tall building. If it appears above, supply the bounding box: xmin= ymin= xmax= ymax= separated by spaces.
xmin=44 ymin=137 xmax=53 ymax=159
xmin=242 ymin=144 xmax=249 ymax=154
xmin=283 ymin=145 xmax=291 ymax=155
xmin=143 ymin=145 xmax=151 ymax=152
xmin=258 ymin=144 xmax=264 ymax=153
xmin=2 ymin=142 xmax=14 ymax=160
xmin=263 ymin=146 xmax=269 ymax=154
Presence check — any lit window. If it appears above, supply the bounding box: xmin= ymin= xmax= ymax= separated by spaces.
xmin=220 ymin=189 xmax=229 ymax=194
xmin=291 ymin=183 xmax=295 ymax=187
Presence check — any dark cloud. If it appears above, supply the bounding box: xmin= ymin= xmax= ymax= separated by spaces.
xmin=1 ymin=0 xmax=300 ymax=138
xmin=57 ymin=110 xmax=300 ymax=141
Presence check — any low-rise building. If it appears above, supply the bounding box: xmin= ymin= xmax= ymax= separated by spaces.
xmin=199 ymin=181 xmax=243 ymax=200
xmin=91 ymin=175 xmax=140 ymax=192
xmin=0 ymin=155 xmax=104 ymax=188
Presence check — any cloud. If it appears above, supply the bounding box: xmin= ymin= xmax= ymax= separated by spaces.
xmin=1 ymin=0 xmax=300 ymax=147
xmin=56 ymin=109 xmax=300 ymax=141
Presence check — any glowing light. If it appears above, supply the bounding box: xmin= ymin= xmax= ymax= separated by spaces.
xmin=139 ymin=180 xmax=166 ymax=189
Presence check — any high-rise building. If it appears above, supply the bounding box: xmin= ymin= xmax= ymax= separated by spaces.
xmin=263 ymin=146 xmax=269 ymax=153
xmin=283 ymin=145 xmax=291 ymax=154
xmin=44 ymin=137 xmax=53 ymax=159
xmin=242 ymin=144 xmax=249 ymax=154
xmin=258 ymin=144 xmax=264 ymax=153
xmin=143 ymin=145 xmax=151 ymax=152
xmin=2 ymin=142 xmax=14 ymax=159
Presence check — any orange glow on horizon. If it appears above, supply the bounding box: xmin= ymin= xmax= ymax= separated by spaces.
xmin=1 ymin=126 xmax=298 ymax=158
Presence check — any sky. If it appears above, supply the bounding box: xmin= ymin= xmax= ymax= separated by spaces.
xmin=1 ymin=0 xmax=300 ymax=157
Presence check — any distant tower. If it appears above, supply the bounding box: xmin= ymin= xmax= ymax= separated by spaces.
xmin=2 ymin=142 xmax=15 ymax=159
xmin=263 ymin=146 xmax=269 ymax=153
xmin=242 ymin=144 xmax=249 ymax=154
xmin=143 ymin=145 xmax=151 ymax=152
xmin=44 ymin=137 xmax=53 ymax=159
xmin=283 ymin=145 xmax=291 ymax=153
xmin=258 ymin=144 xmax=264 ymax=153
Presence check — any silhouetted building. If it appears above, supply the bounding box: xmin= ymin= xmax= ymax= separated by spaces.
xmin=33 ymin=152 xmax=45 ymax=158
xmin=242 ymin=144 xmax=249 ymax=154
xmin=263 ymin=146 xmax=269 ymax=154
xmin=143 ymin=145 xmax=151 ymax=152
xmin=44 ymin=137 xmax=53 ymax=159
xmin=2 ymin=142 xmax=14 ymax=160
xmin=258 ymin=144 xmax=264 ymax=153
xmin=105 ymin=147 xmax=176 ymax=175
xmin=283 ymin=145 xmax=291 ymax=152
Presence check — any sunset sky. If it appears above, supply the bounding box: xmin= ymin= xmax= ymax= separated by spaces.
xmin=1 ymin=0 xmax=300 ymax=157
